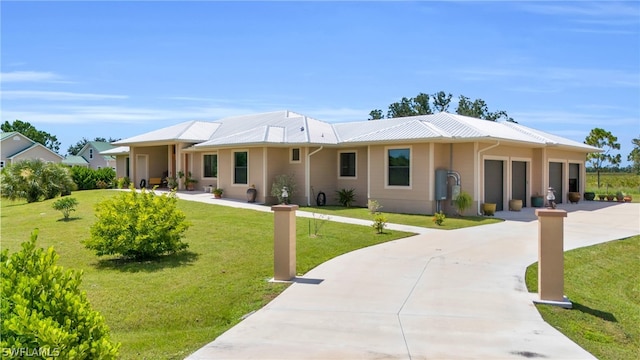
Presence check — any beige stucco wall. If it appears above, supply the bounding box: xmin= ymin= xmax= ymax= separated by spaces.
xmin=12 ymin=147 xmax=62 ymax=164
xmin=115 ymin=155 xmax=128 ymax=178
xmin=369 ymin=143 xmax=432 ymax=215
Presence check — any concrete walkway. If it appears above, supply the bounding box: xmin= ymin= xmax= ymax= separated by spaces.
xmin=176 ymin=191 xmax=640 ymax=359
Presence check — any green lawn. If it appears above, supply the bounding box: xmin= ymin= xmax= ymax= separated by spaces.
xmin=586 ymin=172 xmax=640 ymax=202
xmin=525 ymin=236 xmax=640 ymax=360
xmin=1 ymin=190 xmax=414 ymax=360
xmin=299 ymin=205 xmax=502 ymax=230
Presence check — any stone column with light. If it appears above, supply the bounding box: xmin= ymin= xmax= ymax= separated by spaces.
xmin=271 ymin=204 xmax=298 ymax=282
xmin=534 ymin=208 xmax=571 ymax=308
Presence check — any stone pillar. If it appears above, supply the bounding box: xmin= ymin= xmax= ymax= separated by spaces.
xmin=271 ymin=204 xmax=298 ymax=281
xmin=534 ymin=209 xmax=571 ymax=308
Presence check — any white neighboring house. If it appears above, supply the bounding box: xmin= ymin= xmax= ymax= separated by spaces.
xmin=0 ymin=131 xmax=63 ymax=169
xmin=62 ymin=141 xmax=118 ymax=170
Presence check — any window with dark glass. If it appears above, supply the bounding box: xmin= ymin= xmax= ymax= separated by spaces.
xmin=339 ymin=152 xmax=356 ymax=177
xmin=234 ymin=151 xmax=248 ymax=184
xmin=204 ymin=154 xmax=218 ymax=178
xmin=291 ymin=148 xmax=300 ymax=162
xmin=388 ymin=148 xmax=410 ymax=186
xmin=125 ymin=157 xmax=130 ymax=177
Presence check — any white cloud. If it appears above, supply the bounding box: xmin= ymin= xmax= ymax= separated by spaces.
xmin=1 ymin=90 xmax=128 ymax=101
xmin=1 ymin=71 xmax=63 ymax=83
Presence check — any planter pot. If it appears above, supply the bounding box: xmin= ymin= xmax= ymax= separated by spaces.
xmin=509 ymin=199 xmax=523 ymax=211
xmin=482 ymin=203 xmax=496 ymax=216
xmin=568 ymin=192 xmax=581 ymax=204
xmin=213 ymin=193 xmax=222 ymax=199
xmin=584 ymin=192 xmax=595 ymax=201
xmin=246 ymin=188 xmax=257 ymax=203
xmin=616 ymin=195 xmax=624 ymax=202
xmin=623 ymin=195 xmax=632 ymax=202
xmin=531 ymin=196 xmax=544 ymax=208
xmin=598 ymin=194 xmax=606 ymax=201
xmin=607 ymin=195 xmax=615 ymax=201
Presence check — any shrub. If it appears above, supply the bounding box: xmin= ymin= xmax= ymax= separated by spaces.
xmin=336 ymin=188 xmax=356 ymax=207
xmin=368 ymin=199 xmax=383 ymax=214
xmin=84 ymin=187 xmax=190 ymax=259
xmin=453 ymin=191 xmax=473 ymax=216
xmin=0 ymin=159 xmax=75 ymax=203
xmin=372 ymin=214 xmax=387 ymax=234
xmin=70 ymin=167 xmax=116 ymax=191
xmin=1 ymin=229 xmax=120 ymax=358
xmin=432 ymin=211 xmax=446 ymax=226
xmin=52 ymin=197 xmax=79 ymax=221
xmin=271 ymin=174 xmax=297 ymax=204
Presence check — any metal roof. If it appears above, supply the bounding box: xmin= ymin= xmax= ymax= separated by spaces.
xmin=114 ymin=110 xmax=600 ymax=152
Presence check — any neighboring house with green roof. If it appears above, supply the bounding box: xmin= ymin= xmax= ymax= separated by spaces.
xmin=62 ymin=141 xmax=117 ymax=170
xmin=0 ymin=131 xmax=63 ymax=169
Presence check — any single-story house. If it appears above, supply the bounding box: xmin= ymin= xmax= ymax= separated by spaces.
xmin=112 ymin=110 xmax=600 ymax=215
xmin=0 ymin=131 xmax=63 ymax=169
xmin=62 ymin=141 xmax=118 ymax=170
xmin=100 ymin=146 xmax=131 ymax=178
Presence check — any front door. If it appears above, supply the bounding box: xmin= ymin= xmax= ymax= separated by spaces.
xmin=512 ymin=161 xmax=527 ymax=207
xmin=549 ymin=162 xmax=563 ymax=204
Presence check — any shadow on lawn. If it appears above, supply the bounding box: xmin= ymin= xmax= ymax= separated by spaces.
xmin=572 ymin=301 xmax=618 ymax=323
xmin=93 ymin=250 xmax=200 ymax=273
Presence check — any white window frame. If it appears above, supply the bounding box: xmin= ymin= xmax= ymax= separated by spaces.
xmin=202 ymin=152 xmax=218 ymax=179
xmin=89 ymin=148 xmax=94 ymax=159
xmin=232 ymin=149 xmax=249 ymax=186
xmin=290 ymin=148 xmax=301 ymax=164
xmin=338 ymin=150 xmax=357 ymax=179
xmin=385 ymin=145 xmax=412 ymax=189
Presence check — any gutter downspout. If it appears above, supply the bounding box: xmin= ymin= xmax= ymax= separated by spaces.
xmin=306 ymin=146 xmax=324 ymax=206
xmin=477 ymin=141 xmax=500 ymax=215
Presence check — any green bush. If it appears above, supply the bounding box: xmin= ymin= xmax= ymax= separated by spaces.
xmin=432 ymin=211 xmax=446 ymax=226
xmin=453 ymin=191 xmax=473 ymax=216
xmin=271 ymin=174 xmax=297 ymax=204
xmin=52 ymin=197 xmax=79 ymax=221
xmin=84 ymin=187 xmax=190 ymax=259
xmin=367 ymin=199 xmax=383 ymax=214
xmin=336 ymin=188 xmax=356 ymax=207
xmin=0 ymin=159 xmax=75 ymax=203
xmin=0 ymin=230 xmax=120 ymax=358
xmin=70 ymin=167 xmax=116 ymax=191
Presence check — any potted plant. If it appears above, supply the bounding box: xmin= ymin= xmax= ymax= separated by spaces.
xmin=583 ymin=191 xmax=596 ymax=201
xmin=509 ymin=199 xmax=523 ymax=211
xmin=531 ymin=194 xmax=544 ymax=207
xmin=246 ymin=184 xmax=257 ymax=203
xmin=615 ymin=191 xmax=624 ymax=202
xmin=178 ymin=171 xmax=198 ymax=190
xmin=606 ymin=193 xmax=615 ymax=201
xmin=598 ymin=194 xmax=606 ymax=201
xmin=482 ymin=203 xmax=496 ymax=216
xmin=567 ymin=192 xmax=581 ymax=204
xmin=213 ymin=188 xmax=223 ymax=198
xmin=623 ymin=193 xmax=633 ymax=202
xmin=167 ymin=177 xmax=178 ymax=190
xmin=453 ymin=191 xmax=472 ymax=216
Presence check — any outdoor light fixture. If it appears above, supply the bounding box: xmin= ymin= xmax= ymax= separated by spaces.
xmin=546 ymin=187 xmax=556 ymax=209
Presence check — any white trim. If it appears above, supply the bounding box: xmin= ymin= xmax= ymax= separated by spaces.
xmin=367 ymin=146 xmax=371 ymax=200
xmin=337 ymin=149 xmax=357 ymax=180
xmin=428 ymin=143 xmax=434 ymax=202
xmin=232 ymin=149 xmax=249 ymax=186
xmin=384 ymin=145 xmax=412 ymax=190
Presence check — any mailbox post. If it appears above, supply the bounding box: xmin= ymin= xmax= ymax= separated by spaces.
xmin=534 ymin=208 xmax=572 ymax=308
xmin=271 ymin=204 xmax=298 ymax=281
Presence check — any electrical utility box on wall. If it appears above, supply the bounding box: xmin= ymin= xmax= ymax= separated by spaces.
xmin=435 ymin=169 xmax=448 ymax=200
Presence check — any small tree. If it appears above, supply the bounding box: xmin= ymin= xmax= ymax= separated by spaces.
xmin=1 ymin=230 xmax=120 ymax=358
xmin=584 ymin=128 xmax=622 ymax=188
xmin=84 ymin=187 xmax=190 ymax=259
xmin=52 ymin=197 xmax=79 ymax=221
xmin=628 ymin=136 xmax=640 ymax=175
xmin=372 ymin=213 xmax=387 ymax=234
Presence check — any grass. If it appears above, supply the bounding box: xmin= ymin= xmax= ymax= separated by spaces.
xmin=299 ymin=205 xmax=503 ymax=230
xmin=525 ymin=236 xmax=640 ymax=360
xmin=586 ymin=172 xmax=640 ymax=201
xmin=1 ymin=190 xmax=414 ymax=360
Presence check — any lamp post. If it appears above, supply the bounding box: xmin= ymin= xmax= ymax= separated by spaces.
xmin=281 ymin=186 xmax=289 ymax=205
xmin=546 ymin=187 xmax=556 ymax=209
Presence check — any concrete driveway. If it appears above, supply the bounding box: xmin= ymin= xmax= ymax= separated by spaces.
xmin=184 ymin=197 xmax=639 ymax=360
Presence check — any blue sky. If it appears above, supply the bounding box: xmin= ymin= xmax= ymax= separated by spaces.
xmin=2 ymin=1 xmax=639 ymax=164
